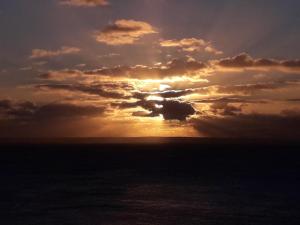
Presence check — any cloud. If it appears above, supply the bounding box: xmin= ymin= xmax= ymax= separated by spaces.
xmin=216 ymin=82 xmax=290 ymax=95
xmin=114 ymin=99 xmax=196 ymax=121
xmin=34 ymin=103 xmax=105 ymax=120
xmin=195 ymin=97 xmax=266 ymax=104
xmin=204 ymin=46 xmax=223 ymax=55
xmin=159 ymin=100 xmax=196 ymax=121
xmin=39 ymin=70 xmax=83 ymax=81
xmin=155 ymin=89 xmax=194 ymax=98
xmin=95 ymin=19 xmax=157 ymax=45
xmin=37 ymin=54 xmax=300 ymax=82
xmin=0 ymin=99 xmax=12 ymax=109
xmin=0 ymin=99 xmax=105 ymax=121
xmin=60 ymin=0 xmax=109 ymax=7
xmin=215 ymin=53 xmax=300 ymax=73
xmin=131 ymin=89 xmax=194 ymax=100
xmin=209 ymin=102 xmax=244 ymax=116
xmin=192 ymin=111 xmax=300 ymax=138
xmin=287 ymin=98 xmax=300 ymax=102
xmin=0 ymin=99 xmax=106 ymax=137
xmin=0 ymin=99 xmax=36 ymax=119
xmin=85 ymin=57 xmax=207 ymax=79
xmin=30 ymin=46 xmax=80 ymax=59
xmin=36 ymin=83 xmax=131 ymax=99
xmin=160 ymin=38 xmax=223 ymax=55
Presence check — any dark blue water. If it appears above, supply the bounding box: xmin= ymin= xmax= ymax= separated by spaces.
xmin=1 ymin=140 xmax=300 ymax=225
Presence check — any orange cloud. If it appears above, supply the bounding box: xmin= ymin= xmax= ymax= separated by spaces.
xmin=204 ymin=46 xmax=223 ymax=55
xmin=96 ymin=19 xmax=157 ymax=45
xmin=30 ymin=46 xmax=80 ymax=59
xmin=60 ymin=0 xmax=109 ymax=7
xmin=160 ymin=38 xmax=223 ymax=55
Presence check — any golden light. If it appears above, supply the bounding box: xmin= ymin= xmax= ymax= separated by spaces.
xmin=159 ymin=84 xmax=171 ymax=91
xmin=146 ymin=95 xmax=164 ymax=101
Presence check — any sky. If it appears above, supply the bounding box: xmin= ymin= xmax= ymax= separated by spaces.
xmin=0 ymin=0 xmax=300 ymax=138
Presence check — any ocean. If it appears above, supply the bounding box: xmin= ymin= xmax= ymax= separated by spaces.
xmin=1 ymin=138 xmax=300 ymax=225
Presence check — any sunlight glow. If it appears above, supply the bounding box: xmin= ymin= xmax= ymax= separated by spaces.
xmin=159 ymin=84 xmax=171 ymax=91
xmin=146 ymin=96 xmax=164 ymax=101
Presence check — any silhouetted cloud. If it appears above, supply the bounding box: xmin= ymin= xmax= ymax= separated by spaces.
xmin=132 ymin=89 xmax=194 ymax=100
xmin=34 ymin=103 xmax=105 ymax=120
xmin=0 ymin=100 xmax=106 ymax=137
xmin=96 ymin=20 xmax=157 ymax=45
xmin=0 ymin=99 xmax=105 ymax=122
xmin=114 ymin=99 xmax=196 ymax=121
xmin=156 ymin=89 xmax=194 ymax=98
xmin=36 ymin=83 xmax=131 ymax=99
xmin=215 ymin=53 xmax=300 ymax=73
xmin=209 ymin=102 xmax=244 ymax=116
xmin=159 ymin=100 xmax=196 ymax=121
xmin=287 ymin=98 xmax=300 ymax=102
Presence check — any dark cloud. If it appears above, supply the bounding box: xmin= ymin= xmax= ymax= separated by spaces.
xmin=160 ymin=100 xmax=196 ymax=121
xmin=165 ymin=58 xmax=207 ymax=76
xmin=34 ymin=103 xmax=105 ymax=120
xmin=0 ymin=99 xmax=105 ymax=122
xmin=0 ymin=99 xmax=36 ymax=120
xmin=287 ymin=98 xmax=300 ymax=102
xmin=0 ymin=100 xmax=106 ymax=137
xmin=192 ymin=111 xmax=300 ymax=138
xmin=114 ymin=99 xmax=196 ymax=121
xmin=157 ymin=89 xmax=194 ymax=98
xmin=0 ymin=99 xmax=12 ymax=109
xmin=217 ymin=53 xmax=254 ymax=67
xmin=37 ymin=83 xmax=130 ymax=99
xmin=209 ymin=102 xmax=244 ymax=116
xmin=131 ymin=89 xmax=194 ymax=100
xmin=216 ymin=53 xmax=300 ymax=72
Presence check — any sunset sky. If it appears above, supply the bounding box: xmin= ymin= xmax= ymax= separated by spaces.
xmin=0 ymin=0 xmax=300 ymax=138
